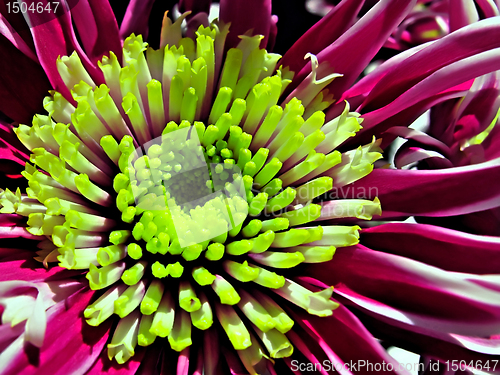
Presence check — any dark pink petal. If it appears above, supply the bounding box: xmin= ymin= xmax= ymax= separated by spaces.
xmin=4 ymin=287 xmax=112 ymax=375
xmin=293 ymin=0 xmax=416 ymax=100
xmin=0 ymin=254 xmax=81 ymax=282
xmin=120 ymin=0 xmax=156 ymax=41
xmin=305 ymin=244 xmax=500 ymax=337
xmin=291 ymin=304 xmax=409 ymax=374
xmin=449 ymin=0 xmax=479 ymax=32
xmin=24 ymin=0 xmax=104 ymax=101
xmin=280 ymin=0 xmax=364 ymax=74
xmin=72 ymin=0 xmax=122 ymax=63
xmin=355 ymin=48 xmax=500 ymax=146
xmin=0 ymin=13 xmax=37 ymax=61
xmin=358 ymin=18 xmax=500 ymax=114
xmin=0 ymin=226 xmax=41 ymax=240
xmin=348 ymin=300 xmax=500 ymax=363
xmin=0 ymin=34 xmax=50 ymax=123
xmin=219 ymin=0 xmax=273 ymax=49
xmin=179 ymin=0 xmax=211 ymax=15
xmin=347 ymin=157 xmax=500 ymax=217
xmin=339 ymin=42 xmax=432 ymax=111
xmin=483 ymin=123 xmax=500 ymax=160
xmin=361 ymin=223 xmax=500 ymax=274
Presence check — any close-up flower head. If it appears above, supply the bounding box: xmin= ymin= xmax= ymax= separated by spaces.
xmin=0 ymin=0 xmax=500 ymax=374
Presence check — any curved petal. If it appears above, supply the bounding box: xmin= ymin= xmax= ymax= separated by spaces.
xmin=304 ymin=244 xmax=500 ymax=337
xmin=280 ymin=0 xmax=364 ymax=74
xmin=342 ymin=296 xmax=500 ymax=365
xmin=0 ymin=35 xmax=50 ymax=123
xmin=347 ymin=157 xmax=500 ymax=217
xmin=293 ymin=0 xmax=416 ymax=100
xmin=291 ymin=304 xmax=410 ymax=374
xmin=120 ymin=0 xmax=156 ymax=41
xmin=449 ymin=0 xmax=479 ymax=32
xmin=393 ymin=146 xmax=452 ymax=169
xmin=358 ymin=18 xmax=500 ymax=114
xmin=219 ymin=0 xmax=273 ymax=49
xmin=361 ymin=223 xmax=500 ymax=274
xmin=72 ymin=0 xmax=122 ymax=63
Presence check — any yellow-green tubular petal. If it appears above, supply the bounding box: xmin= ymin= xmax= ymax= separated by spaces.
xmin=65 ymin=210 xmax=116 ymax=232
xmin=249 ymin=251 xmax=305 ymax=269
xmin=168 ymin=309 xmax=192 ymax=352
xmin=285 ymin=245 xmax=336 ymax=263
xmin=223 ymin=260 xmax=260 ymax=282
xmin=140 ymin=280 xmax=164 ymax=315
xmin=226 ymin=239 xmax=253 ymax=256
xmin=107 ymin=310 xmax=140 ymax=364
xmin=279 ymin=151 xmax=325 ymax=187
xmin=274 ymin=279 xmax=339 ymax=317
xmin=209 ymin=87 xmax=232 ymax=124
xmin=318 ymin=197 xmax=382 ymax=220
xmin=97 ymin=244 xmax=127 ymax=266
xmin=127 ymin=243 xmax=143 ymax=260
xmin=190 ymin=292 xmax=213 ymax=330
xmin=215 ymin=303 xmax=252 ymax=350
xmin=27 ymin=214 xmax=65 ymax=236
xmin=255 ymin=328 xmax=294 ymax=359
xmin=57 ymin=51 xmax=95 ymax=89
xmin=265 ymin=187 xmax=296 ymax=213
xmin=299 ymin=110 xmax=325 ymax=137
xmin=109 ymin=230 xmax=131 ymax=246
xmin=278 ymin=204 xmax=322 ymax=226
xmin=272 ymin=228 xmax=311 ymax=248
xmin=179 ymin=281 xmax=201 ymax=312
xmin=307 ymin=225 xmax=360 ymax=247
xmin=237 ymin=333 xmax=271 ymax=375
xmin=86 ymin=262 xmax=126 ymax=290
xmin=241 ymin=219 xmax=262 ymax=238
xmin=85 ymin=284 xmax=127 ymax=326
xmin=100 ymin=135 xmax=121 ymax=165
xmin=121 ymin=261 xmax=147 ymax=285
xmin=205 ymin=242 xmax=225 ymax=261
xmin=113 ymin=280 xmax=146 ymax=318
xmin=57 ymin=247 xmax=99 ymax=269
xmin=328 ymin=138 xmax=383 ymax=187
xmin=138 ymin=314 xmax=157 ymax=347
xmin=238 ymin=289 xmax=275 ymax=332
xmin=192 ymin=266 xmax=216 ymax=286
xmin=293 ymin=177 xmax=333 ymax=205
xmin=147 ymin=79 xmax=165 ymax=137
xmin=150 ymin=290 xmax=175 ymax=337
xmin=253 ymin=158 xmax=282 ymax=189
xmin=122 ymin=92 xmax=151 ymax=145
xmin=251 ymin=264 xmax=285 ymax=289
xmin=260 ymin=218 xmax=288 ymax=232
xmin=248 ymin=192 xmax=267 ymax=216
xmin=212 ymin=275 xmax=240 ymax=305
xmin=219 ymin=48 xmax=243 ymax=91
xmin=253 ymin=290 xmax=294 ymax=333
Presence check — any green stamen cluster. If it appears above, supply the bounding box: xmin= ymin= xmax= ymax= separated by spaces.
xmin=0 ymin=14 xmax=382 ymax=371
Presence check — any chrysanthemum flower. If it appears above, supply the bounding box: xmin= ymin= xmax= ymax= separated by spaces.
xmin=1 ymin=0 xmax=500 ymax=374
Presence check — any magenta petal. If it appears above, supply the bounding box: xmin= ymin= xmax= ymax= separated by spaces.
xmin=120 ymin=0 xmax=156 ymax=41
xmin=292 ymin=305 xmax=408 ymax=374
xmin=0 ymin=35 xmax=50 ymax=123
xmin=348 ymin=157 xmax=500 ymax=217
xmin=449 ymin=0 xmax=479 ymax=32
xmin=219 ymin=0 xmax=273 ymax=49
xmin=4 ymin=288 xmax=112 ymax=375
xmin=293 ymin=0 xmax=416 ymax=100
xmin=0 ymin=13 xmax=37 ymax=61
xmin=339 ymin=293 xmax=500 ymax=361
xmin=305 ymin=244 xmax=500 ymax=337
xmin=280 ymin=0 xmax=364 ymax=74
xmin=72 ymin=0 xmax=122 ymax=63
xmin=361 ymin=223 xmax=500 ymax=274
xmin=393 ymin=146 xmax=452 ymax=169
xmin=384 ymin=126 xmax=451 ymax=156
xmin=358 ymin=18 xmax=500 ymax=114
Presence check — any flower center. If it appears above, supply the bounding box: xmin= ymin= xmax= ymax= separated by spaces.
xmin=1 ymin=17 xmax=382 ymax=368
